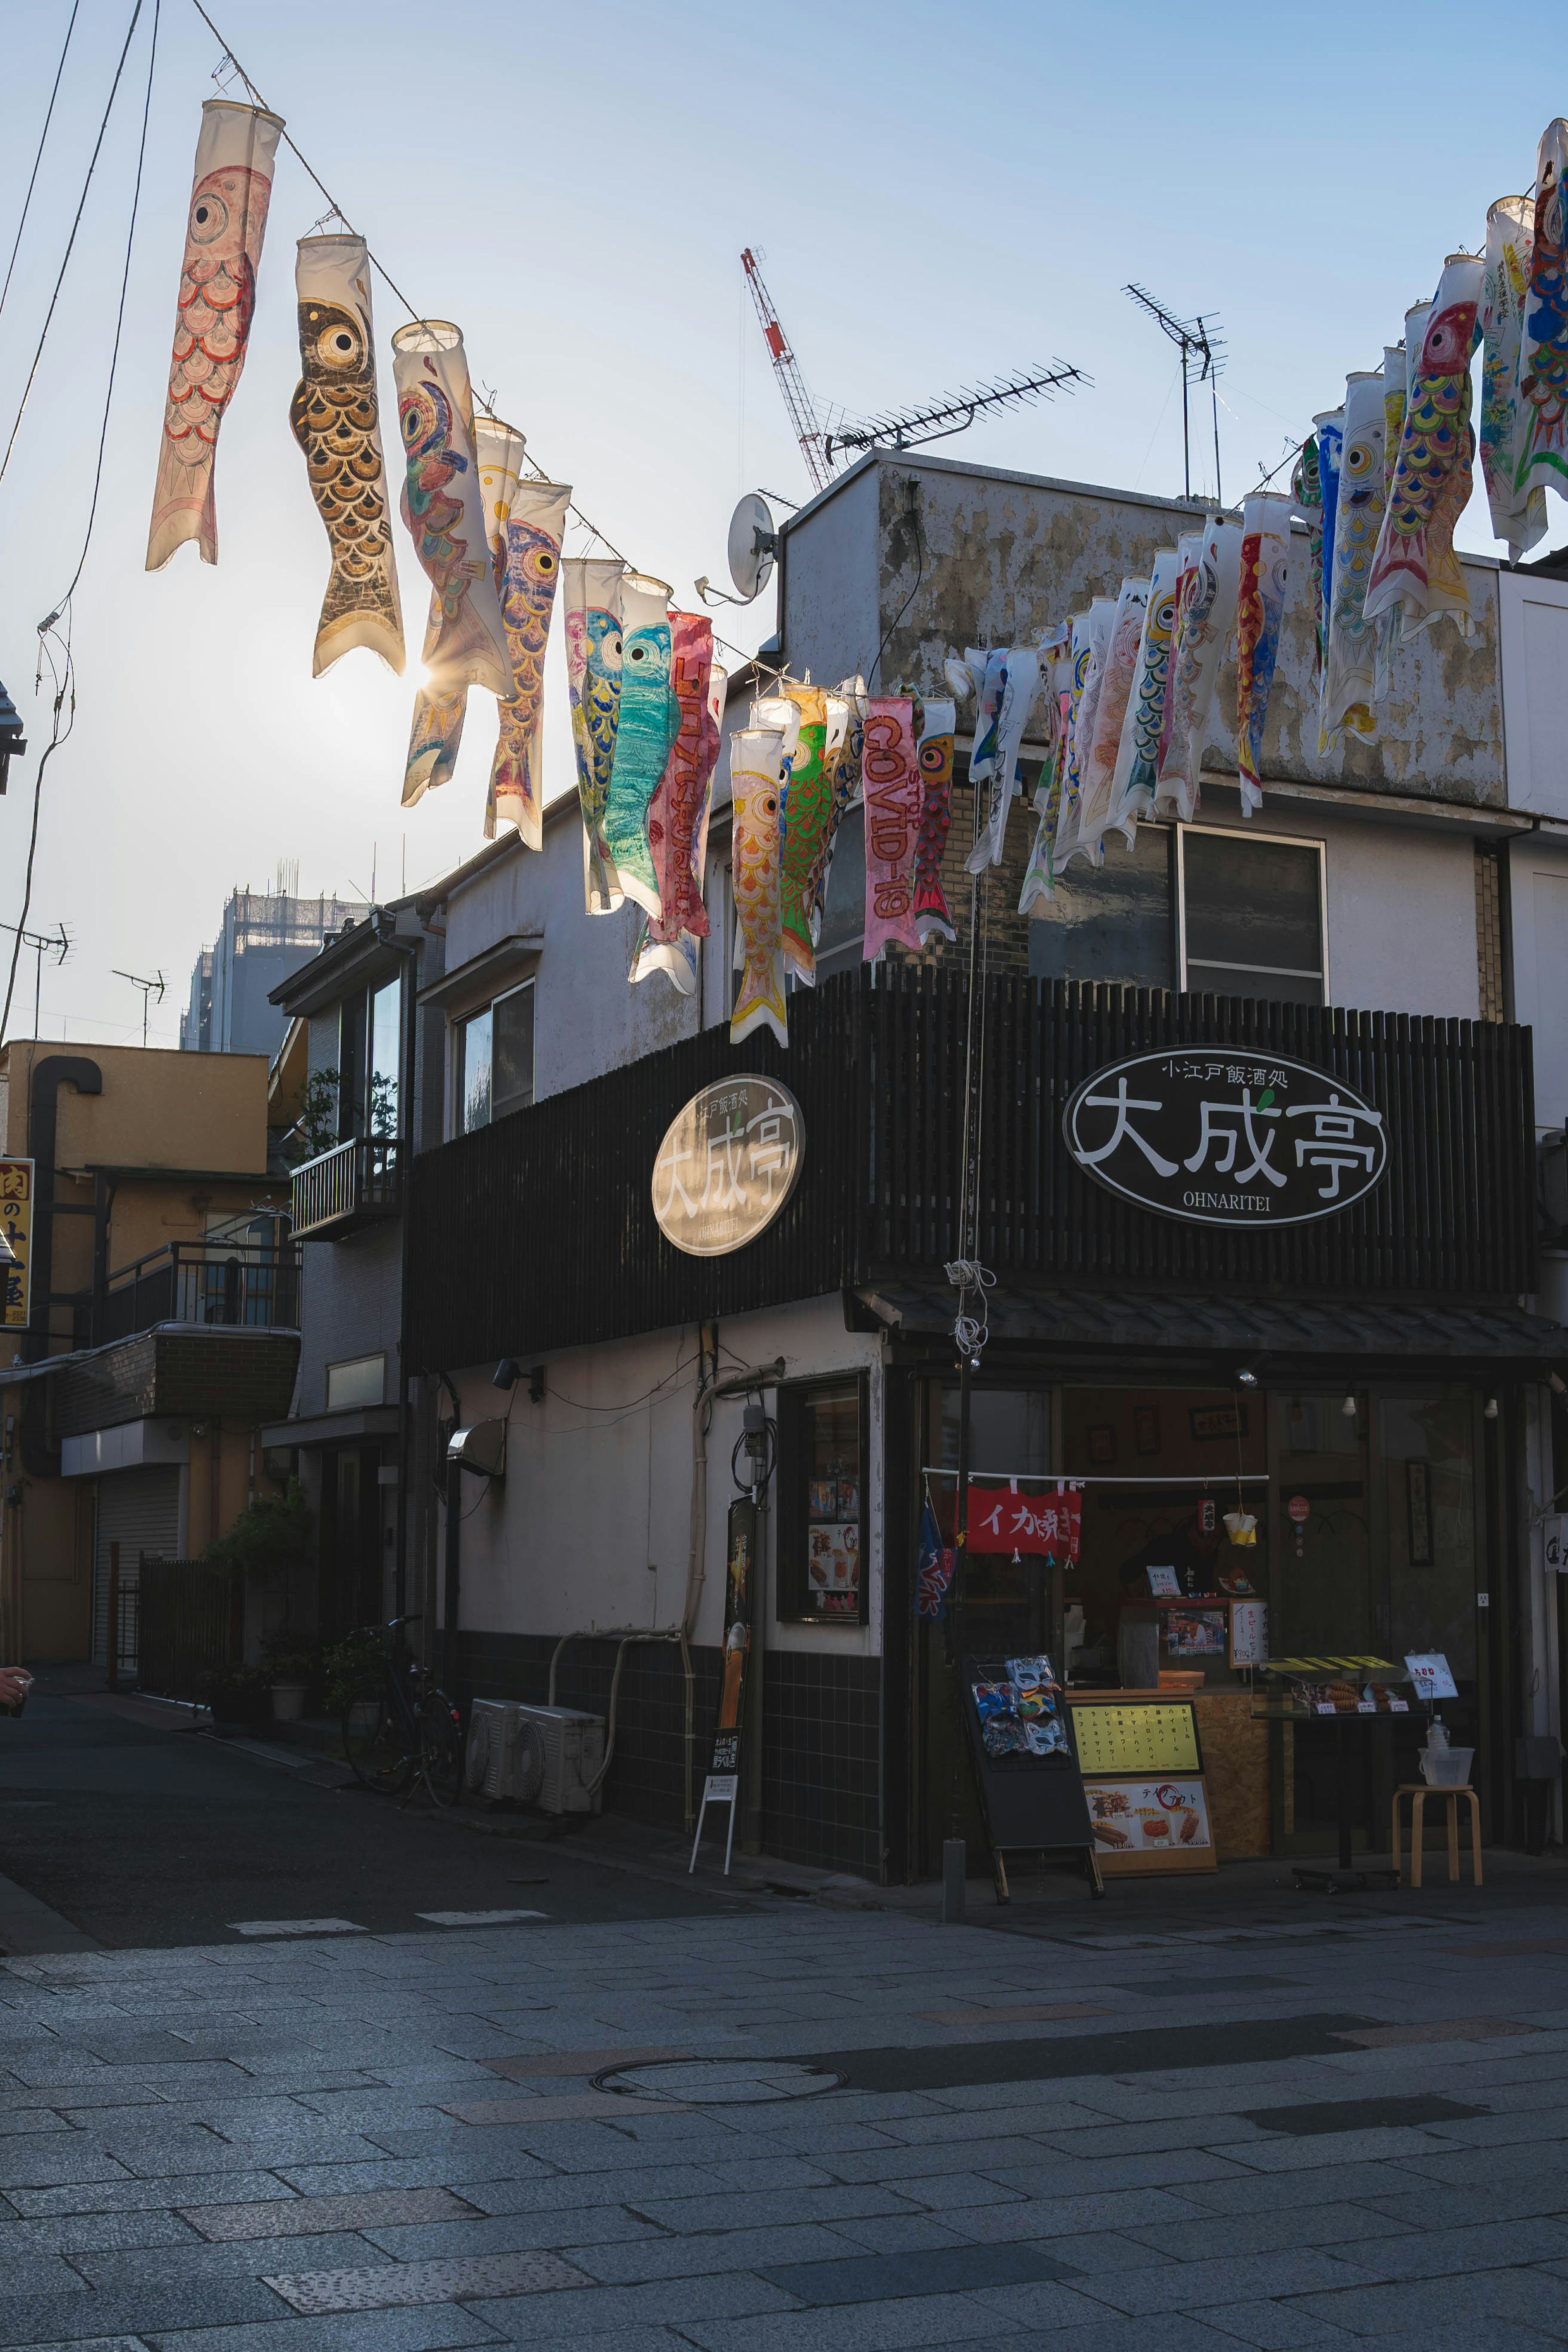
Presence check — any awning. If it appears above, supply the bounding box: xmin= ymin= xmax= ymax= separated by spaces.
xmin=261 ymin=1405 xmax=399 ymax=1450
xmin=850 ymin=1281 xmax=1568 ymax=1376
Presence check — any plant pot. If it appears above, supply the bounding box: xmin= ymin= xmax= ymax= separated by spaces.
xmin=270 ymin=1680 xmax=308 ymax=1724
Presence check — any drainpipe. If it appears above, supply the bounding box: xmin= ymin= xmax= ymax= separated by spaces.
xmin=24 ymin=1058 xmax=101 ymax=1365
xmin=375 ymin=917 xmax=422 ymax=1635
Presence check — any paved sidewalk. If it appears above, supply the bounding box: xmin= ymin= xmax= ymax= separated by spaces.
xmin=2 ymin=1891 xmax=1568 ymax=2347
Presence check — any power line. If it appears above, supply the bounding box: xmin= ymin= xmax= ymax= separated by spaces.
xmin=0 ymin=0 xmax=83 ymax=329
xmin=0 ymin=0 xmax=146 ymax=488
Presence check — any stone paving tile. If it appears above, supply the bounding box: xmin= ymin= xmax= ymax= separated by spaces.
xmin=0 ymin=2212 xmax=201 ymax=2257
xmin=1363 ymin=2180 xmax=1568 ymax=2231
xmin=1296 ymin=2268 xmax=1568 ymax=2335
xmin=70 ymin=2234 xmax=391 ymax=2290
xmin=1191 ymin=2297 xmax=1364 ymax=2345
xmin=265 ymin=2250 xmax=587 ymax=2314
xmin=676 ymin=2297 xmax=1235 ymax=2352
xmin=179 ymin=2188 xmax=480 ymax=2240
xmin=942 ymin=2188 xmax=1216 ymax=2243
xmin=460 ymin=2273 xmax=803 ymax=2340
xmin=1173 ymin=2163 xmax=1440 ymax=2215
xmin=363 ymin=2209 xmax=666 ymax=2262
xmin=0 ymin=2256 xmax=91 ymax=2299
xmin=817 ymin=2214 xmax=969 ymax=2256
xmin=6 ymin=2174 xmax=287 ymax=2221
xmin=869 ymin=2172 xmax=1031 ymax=2214
xmin=1128 ymin=2203 xmax=1413 ymax=2261
xmin=1032 ymin=2245 xmax=1380 ymax=2314
xmin=139 ymin=2311 xmax=507 ymax=2351
xmin=571 ymin=2221 xmax=867 ymax=2285
xmin=273 ymin=2152 xmax=557 ymax=2197
xmin=0 ymin=2152 xmax=133 ymax=2195
xmin=0 ymin=2278 xmax=286 ymax=2347
xmin=976 ymin=2151 xmax=1261 ymax=2200
xmin=1031 ymin=2116 xmax=1284 ymax=2159
xmin=1341 ymin=2219 xmax=1568 ymax=2280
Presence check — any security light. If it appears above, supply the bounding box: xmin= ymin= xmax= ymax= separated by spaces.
xmin=492 ymin=1358 xmax=520 ymax=1391
xmin=1236 ymin=1366 xmax=1258 ymax=1388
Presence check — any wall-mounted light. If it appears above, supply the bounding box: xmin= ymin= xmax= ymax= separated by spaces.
xmin=1236 ymin=1366 xmax=1258 ymax=1389
xmin=492 ymin=1358 xmax=520 ymax=1391
xmin=1483 ymin=1397 xmax=1500 ymax=1420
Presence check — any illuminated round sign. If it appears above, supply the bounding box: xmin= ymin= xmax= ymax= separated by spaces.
xmin=1063 ymin=1047 xmax=1388 ymax=1229
xmin=652 ymin=1076 xmax=805 ymax=1257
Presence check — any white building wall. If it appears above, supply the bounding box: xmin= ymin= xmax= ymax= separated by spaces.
xmin=443 ymin=1297 xmax=882 ymax=1664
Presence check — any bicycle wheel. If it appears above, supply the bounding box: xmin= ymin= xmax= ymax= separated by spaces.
xmin=419 ymin=1692 xmax=464 ymax=1809
xmin=341 ymin=1684 xmax=416 ymax=1795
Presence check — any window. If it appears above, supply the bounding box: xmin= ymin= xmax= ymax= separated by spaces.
xmin=369 ymin=977 xmax=400 ymax=1136
xmin=336 ymin=976 xmax=402 ymax=1141
xmin=776 ymin=1378 xmax=867 ymax=1622
xmin=326 ymin=1352 xmax=385 ymax=1410
xmin=1030 ymin=825 xmax=1174 ymax=990
xmin=1178 ymin=826 xmax=1326 ymax=1004
xmin=454 ymin=981 xmax=534 ymax=1135
xmin=813 ymin=804 xmax=865 ymax=982
xmin=457 ymin=1007 xmax=492 ymax=1134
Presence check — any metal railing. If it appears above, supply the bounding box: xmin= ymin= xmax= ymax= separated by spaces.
xmin=98 ymin=1240 xmax=302 ymax=1345
xmin=291 ymin=1136 xmax=403 ymax=1238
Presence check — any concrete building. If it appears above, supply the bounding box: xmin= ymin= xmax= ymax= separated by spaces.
xmin=287 ymin=448 xmax=1568 ymax=1875
xmin=0 ymin=1042 xmax=297 ymax=1665
xmin=180 ymin=886 xmax=368 ymax=1059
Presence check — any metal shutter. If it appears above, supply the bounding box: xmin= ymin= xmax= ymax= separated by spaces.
xmin=91 ymin=1467 xmax=181 ymax=1670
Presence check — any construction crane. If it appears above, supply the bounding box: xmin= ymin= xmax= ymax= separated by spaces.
xmin=741 ymin=248 xmax=832 ymax=492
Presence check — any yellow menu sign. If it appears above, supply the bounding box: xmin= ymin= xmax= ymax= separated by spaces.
xmin=1069 ymin=1701 xmax=1200 ymax=1775
xmin=1 ymin=1158 xmax=32 ymax=1327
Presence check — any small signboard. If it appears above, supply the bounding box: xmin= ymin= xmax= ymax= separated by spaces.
xmin=1082 ymin=1775 xmax=1217 ymax=1873
xmin=1404 ymin=1651 xmax=1459 ymax=1701
xmin=1068 ymin=1701 xmax=1200 ymax=1777
xmin=0 ymin=1158 xmax=33 ymax=1328
xmin=1229 ymin=1599 xmax=1269 ymax=1667
xmin=653 ymin=1077 xmax=803 ymax=1257
xmin=959 ymin=1655 xmax=1102 ymax=1901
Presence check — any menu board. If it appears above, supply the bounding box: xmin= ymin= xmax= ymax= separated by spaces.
xmin=1084 ymin=1775 xmax=1216 ymax=1874
xmin=1068 ymin=1701 xmax=1200 ymax=1777
xmin=807 ymin=1477 xmax=860 ymax=1606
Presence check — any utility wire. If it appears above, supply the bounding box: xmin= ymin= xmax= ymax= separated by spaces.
xmin=0 ymin=0 xmax=83 ymax=330
xmin=0 ymin=0 xmax=145 ymax=488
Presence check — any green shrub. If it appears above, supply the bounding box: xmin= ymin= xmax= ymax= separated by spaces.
xmin=321 ymin=1629 xmax=385 ymax=1717
xmin=205 ymin=1480 xmax=310 ymax=1579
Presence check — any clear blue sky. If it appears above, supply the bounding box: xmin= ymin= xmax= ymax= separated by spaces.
xmin=0 ymin=0 xmax=1550 ymax=1046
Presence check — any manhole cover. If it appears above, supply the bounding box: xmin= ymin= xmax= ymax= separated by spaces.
xmin=593 ymin=2058 xmax=844 ymax=2104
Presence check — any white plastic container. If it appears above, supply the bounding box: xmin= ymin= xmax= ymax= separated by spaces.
xmin=1419 ymin=1745 xmax=1473 ymax=1787
xmin=270 ymin=1681 xmax=307 ymax=1724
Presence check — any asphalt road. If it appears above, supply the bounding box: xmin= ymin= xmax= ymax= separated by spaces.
xmin=0 ymin=1692 xmax=742 ymax=1950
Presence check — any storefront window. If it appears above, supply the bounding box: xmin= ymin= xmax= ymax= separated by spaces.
xmin=1179 ymin=827 xmax=1325 ymax=1003
xmin=777 ymin=1379 xmax=866 ymax=1621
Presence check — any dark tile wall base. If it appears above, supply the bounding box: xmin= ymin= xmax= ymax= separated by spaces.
xmin=455 ymin=1632 xmax=881 ymax=1880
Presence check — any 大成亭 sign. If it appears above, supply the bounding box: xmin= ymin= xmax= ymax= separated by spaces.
xmin=1063 ymin=1047 xmax=1388 ymax=1228
xmin=652 ymin=1076 xmax=804 ymax=1257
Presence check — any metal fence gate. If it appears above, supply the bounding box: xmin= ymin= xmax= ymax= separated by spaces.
xmin=136 ymin=1557 xmax=238 ymax=1701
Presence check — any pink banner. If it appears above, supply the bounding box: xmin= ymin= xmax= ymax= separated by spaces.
xmin=861 ymin=696 xmax=922 ymax=960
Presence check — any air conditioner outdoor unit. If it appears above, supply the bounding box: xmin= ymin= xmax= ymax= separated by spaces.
xmin=513 ymin=1703 xmax=605 ymax=1815
xmin=463 ymin=1697 xmax=605 ymax=1813
xmin=464 ymin=1698 xmax=523 ymax=1802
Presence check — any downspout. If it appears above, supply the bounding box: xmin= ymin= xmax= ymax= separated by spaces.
xmin=376 ymin=919 xmax=422 ymax=1632
xmin=24 ymin=1058 xmax=102 ymax=1365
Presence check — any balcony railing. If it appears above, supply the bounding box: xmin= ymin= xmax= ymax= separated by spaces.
xmin=97 ymin=1241 xmax=303 ymax=1346
xmin=291 ymin=1135 xmax=403 ymax=1240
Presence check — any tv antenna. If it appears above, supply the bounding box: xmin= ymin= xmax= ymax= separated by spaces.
xmin=823 ymin=362 xmax=1088 ymax=464
xmin=0 ymin=918 xmax=68 ymax=1045
xmin=1123 ymin=285 xmax=1226 ymax=503
xmin=114 ymin=967 xmax=165 ymax=1048
xmin=743 ymin=245 xmax=1089 ymax=494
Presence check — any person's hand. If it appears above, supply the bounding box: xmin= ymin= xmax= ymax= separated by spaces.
xmin=0 ymin=1668 xmax=31 ymax=1708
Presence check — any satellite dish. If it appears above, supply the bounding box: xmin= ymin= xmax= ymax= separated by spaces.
xmin=727 ymin=492 xmax=777 ymax=601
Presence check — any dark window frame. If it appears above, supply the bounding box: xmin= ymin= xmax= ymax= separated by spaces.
xmin=1177 ymin=822 xmax=1328 ymax=1002
xmin=775 ymin=1372 xmax=871 ymax=1626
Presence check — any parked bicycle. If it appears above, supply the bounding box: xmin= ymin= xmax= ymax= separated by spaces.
xmin=339 ymin=1615 xmax=463 ymax=1806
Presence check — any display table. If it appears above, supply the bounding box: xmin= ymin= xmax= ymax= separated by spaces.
xmin=1392 ymin=1783 xmax=1482 ymax=1888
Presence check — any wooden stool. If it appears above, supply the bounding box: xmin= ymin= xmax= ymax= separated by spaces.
xmin=1391 ymin=1784 xmax=1482 ymax=1888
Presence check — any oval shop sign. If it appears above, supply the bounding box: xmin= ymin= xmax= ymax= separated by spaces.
xmin=652 ymin=1075 xmax=805 ymax=1257
xmin=1063 ymin=1047 xmax=1388 ymax=1229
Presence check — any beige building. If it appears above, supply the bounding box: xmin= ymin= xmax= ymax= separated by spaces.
xmin=0 ymin=1040 xmax=298 ymax=1665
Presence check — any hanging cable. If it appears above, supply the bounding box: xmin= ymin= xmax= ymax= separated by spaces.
xmin=0 ymin=0 xmax=83 ymax=330
xmin=2 ymin=626 xmax=75 ymax=1046
xmin=0 ymin=0 xmax=145 ymax=489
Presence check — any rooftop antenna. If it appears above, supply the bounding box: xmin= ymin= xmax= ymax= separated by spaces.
xmin=0 ymin=917 xmax=68 ymax=1045
xmin=823 ymin=362 xmax=1089 ymax=464
xmin=1123 ymin=285 xmax=1226 ymax=503
xmin=113 ymin=966 xmax=165 ymax=1049
xmin=742 ymin=247 xmax=833 ymax=493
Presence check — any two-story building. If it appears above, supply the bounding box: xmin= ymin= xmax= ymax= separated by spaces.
xmin=283 ymin=448 xmax=1568 ymax=1881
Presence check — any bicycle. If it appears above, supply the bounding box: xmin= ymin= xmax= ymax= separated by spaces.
xmin=339 ymin=1615 xmax=463 ymax=1807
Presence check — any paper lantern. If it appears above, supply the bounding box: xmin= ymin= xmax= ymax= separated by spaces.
xmin=1235 ymin=492 xmax=1294 ymax=814
xmin=1481 ymin=195 xmax=1548 ymax=560
xmin=862 ymin=697 xmax=923 ymax=959
xmin=147 ymin=100 xmax=284 ymax=571
xmin=730 ymin=727 xmax=788 ymax=1046
xmin=604 ymin=574 xmax=675 ymax=918
xmin=1365 ymin=255 xmax=1484 ymax=642
xmin=1517 ymin=119 xmax=1568 ymax=508
xmin=1160 ymin=518 xmax=1241 ymax=819
xmin=912 ymin=697 xmax=958 ymax=944
xmin=290 ymin=234 xmax=404 ymax=676
xmin=1106 ymin=548 xmax=1177 ymax=843
xmin=475 ymin=418 xmax=569 ymax=848
xmin=394 ymin=321 xmax=512 ymax=807
xmin=562 ymin=556 xmax=625 ymax=912
xmin=1321 ymin=371 xmax=1387 ymax=748
xmin=632 ymin=613 xmax=718 ymax=994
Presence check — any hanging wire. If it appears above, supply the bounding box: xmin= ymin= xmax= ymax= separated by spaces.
xmin=0 ymin=0 xmax=145 ymax=488
xmin=0 ymin=0 xmax=83 ymax=330
xmin=2 ymin=624 xmax=76 ymax=1045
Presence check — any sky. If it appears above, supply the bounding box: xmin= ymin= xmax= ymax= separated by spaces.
xmin=0 ymin=0 xmax=1554 ymax=1050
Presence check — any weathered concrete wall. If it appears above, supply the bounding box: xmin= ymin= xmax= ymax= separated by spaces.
xmin=784 ymin=452 xmax=1505 ymax=807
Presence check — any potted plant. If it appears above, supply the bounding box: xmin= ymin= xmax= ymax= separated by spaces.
xmin=258 ymin=1632 xmax=322 ymax=1723
xmin=195 ymin=1665 xmax=272 ymax=1736
xmin=204 ymin=1481 xmax=313 ymax=1717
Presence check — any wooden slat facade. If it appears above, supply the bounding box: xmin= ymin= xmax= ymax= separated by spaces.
xmin=406 ymin=971 xmax=1537 ymax=1373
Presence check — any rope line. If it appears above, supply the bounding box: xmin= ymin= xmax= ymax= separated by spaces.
xmin=0 ymin=0 xmax=83 ymax=329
